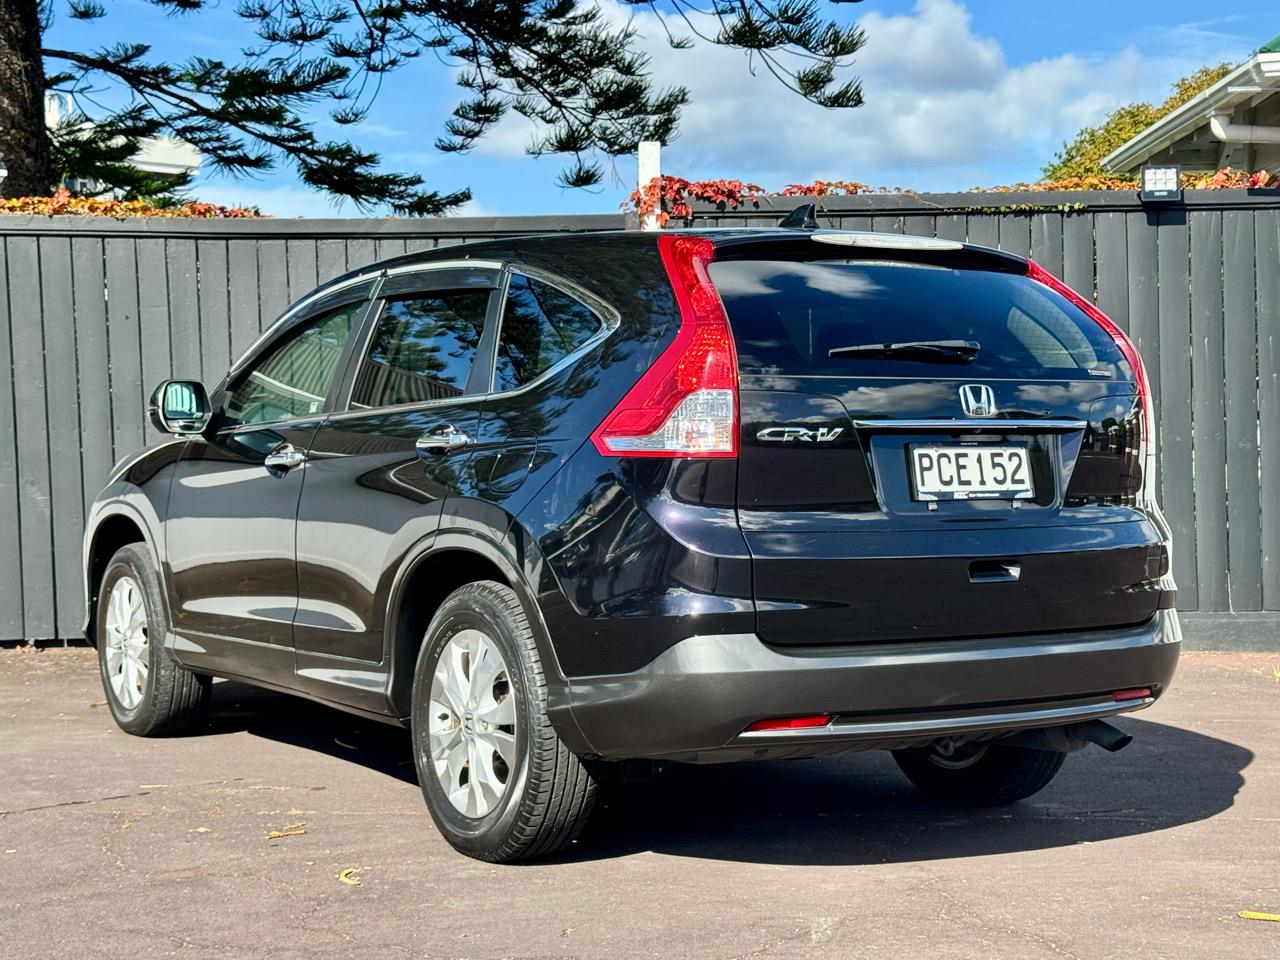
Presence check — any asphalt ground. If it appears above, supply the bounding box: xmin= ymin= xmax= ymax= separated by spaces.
xmin=1 ymin=646 xmax=1276 ymax=959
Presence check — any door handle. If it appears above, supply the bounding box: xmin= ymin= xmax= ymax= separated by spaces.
xmin=416 ymin=424 xmax=470 ymax=456
xmin=264 ymin=443 xmax=306 ymax=471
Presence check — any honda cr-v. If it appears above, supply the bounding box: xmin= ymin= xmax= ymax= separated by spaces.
xmin=84 ymin=226 xmax=1180 ymax=861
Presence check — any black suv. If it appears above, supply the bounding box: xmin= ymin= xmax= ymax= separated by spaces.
xmin=84 ymin=228 xmax=1179 ymax=861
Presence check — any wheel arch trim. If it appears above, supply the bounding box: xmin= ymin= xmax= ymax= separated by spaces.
xmin=81 ymin=500 xmax=166 ymax=642
xmin=384 ymin=527 xmax=570 ymax=706
xmin=382 ymin=526 xmax=584 ymax=749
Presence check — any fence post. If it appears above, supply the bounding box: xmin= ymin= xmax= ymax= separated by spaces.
xmin=638 ymin=141 xmax=661 ymax=231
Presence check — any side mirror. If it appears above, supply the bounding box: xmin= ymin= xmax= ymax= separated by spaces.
xmin=149 ymin=380 xmax=212 ymax=435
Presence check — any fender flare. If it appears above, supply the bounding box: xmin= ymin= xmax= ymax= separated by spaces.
xmin=382 ymin=527 xmax=586 ymax=749
xmin=82 ymin=499 xmax=167 ymax=641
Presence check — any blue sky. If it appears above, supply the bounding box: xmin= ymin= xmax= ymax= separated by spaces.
xmin=46 ymin=2 xmax=1271 ymax=217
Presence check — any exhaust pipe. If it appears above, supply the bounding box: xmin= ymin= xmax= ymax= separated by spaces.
xmin=1069 ymin=719 xmax=1132 ymax=752
xmin=1005 ymin=719 xmax=1133 ymax=753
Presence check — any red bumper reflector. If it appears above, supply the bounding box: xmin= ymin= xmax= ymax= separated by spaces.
xmin=1112 ymin=687 xmax=1152 ymax=702
xmin=746 ymin=714 xmax=832 ymax=732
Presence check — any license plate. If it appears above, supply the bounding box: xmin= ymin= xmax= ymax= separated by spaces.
xmin=910 ymin=444 xmax=1034 ymax=501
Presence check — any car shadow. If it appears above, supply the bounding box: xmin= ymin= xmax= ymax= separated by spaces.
xmin=202 ymin=678 xmax=419 ymax=786
xmin=199 ymin=680 xmax=1251 ymax=866
xmin=574 ymin=718 xmax=1252 ymax=865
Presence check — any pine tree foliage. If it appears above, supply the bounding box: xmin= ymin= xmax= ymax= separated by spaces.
xmin=28 ymin=0 xmax=869 ymax=212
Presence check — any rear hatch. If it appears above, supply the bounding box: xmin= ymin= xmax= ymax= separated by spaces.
xmin=709 ymin=233 xmax=1167 ymax=647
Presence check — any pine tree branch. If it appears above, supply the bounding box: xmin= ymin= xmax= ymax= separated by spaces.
xmin=31 ymin=0 xmax=868 ymax=208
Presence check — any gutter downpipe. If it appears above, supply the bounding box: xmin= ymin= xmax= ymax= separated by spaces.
xmin=1208 ymin=112 xmax=1280 ymax=145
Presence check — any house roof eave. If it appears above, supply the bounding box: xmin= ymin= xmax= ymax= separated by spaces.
xmin=1102 ymin=52 xmax=1280 ymax=173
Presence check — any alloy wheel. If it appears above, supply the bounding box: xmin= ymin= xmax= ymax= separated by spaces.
xmin=927 ymin=739 xmax=990 ymax=770
xmin=104 ymin=576 xmax=149 ymax=710
xmin=427 ymin=629 xmax=518 ymax=818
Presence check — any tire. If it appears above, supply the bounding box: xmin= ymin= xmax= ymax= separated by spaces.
xmin=410 ymin=580 xmax=598 ymax=862
xmin=892 ymin=741 xmax=1067 ymax=807
xmin=96 ymin=544 xmax=210 ymax=736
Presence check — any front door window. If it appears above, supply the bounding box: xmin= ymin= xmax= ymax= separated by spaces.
xmin=224 ymin=303 xmax=363 ymax=428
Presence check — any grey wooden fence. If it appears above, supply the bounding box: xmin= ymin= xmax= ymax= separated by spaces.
xmin=0 ymin=212 xmax=625 ymax=643
xmin=2 ymin=192 xmax=1278 ymax=645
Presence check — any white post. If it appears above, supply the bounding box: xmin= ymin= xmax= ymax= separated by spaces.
xmin=637 ymin=140 xmax=661 ymax=231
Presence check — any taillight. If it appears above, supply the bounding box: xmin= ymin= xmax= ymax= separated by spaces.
xmin=590 ymin=235 xmax=738 ymax=458
xmin=1026 ymin=260 xmax=1156 ymax=503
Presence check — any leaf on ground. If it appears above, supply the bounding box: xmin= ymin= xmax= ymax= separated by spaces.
xmin=336 ymin=867 xmax=364 ymax=886
xmin=266 ymin=822 xmax=306 ymax=840
xmin=1238 ymin=910 xmax=1280 ymax=922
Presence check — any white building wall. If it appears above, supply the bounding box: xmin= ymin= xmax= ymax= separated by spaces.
xmin=44 ymin=93 xmax=202 ymax=181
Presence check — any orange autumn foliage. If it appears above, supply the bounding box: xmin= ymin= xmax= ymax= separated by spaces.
xmin=2 ymin=187 xmax=260 ymax=218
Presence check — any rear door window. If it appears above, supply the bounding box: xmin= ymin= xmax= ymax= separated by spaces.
xmin=708 ymin=259 xmax=1127 ymax=380
xmin=350 ymin=289 xmax=491 ymax=409
xmin=493 ymin=273 xmax=604 ymax=392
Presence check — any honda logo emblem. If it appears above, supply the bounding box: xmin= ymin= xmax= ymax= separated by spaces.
xmin=959 ymin=383 xmax=998 ymax=418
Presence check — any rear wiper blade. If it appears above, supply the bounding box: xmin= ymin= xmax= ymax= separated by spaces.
xmin=827 ymin=339 xmax=981 ymax=362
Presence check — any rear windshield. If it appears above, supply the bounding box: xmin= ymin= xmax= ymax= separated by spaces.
xmin=709 ymin=259 xmax=1129 ymax=380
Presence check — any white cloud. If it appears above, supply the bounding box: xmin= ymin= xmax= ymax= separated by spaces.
xmin=451 ymin=198 xmax=501 ymax=218
xmin=1159 ymin=16 xmax=1263 ymax=64
xmin=469 ymin=112 xmax=543 ymax=161
xmin=191 ymin=182 xmax=354 ymax=218
xmin=471 ymin=0 xmax=1245 ymax=191
xmin=854 ymin=0 xmax=1004 ymax=92
xmin=634 ymin=0 xmax=1157 ymax=186
xmin=190 ymin=182 xmax=495 ymax=219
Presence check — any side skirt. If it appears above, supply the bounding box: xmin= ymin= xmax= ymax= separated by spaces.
xmin=190 ymin=665 xmax=407 ymax=729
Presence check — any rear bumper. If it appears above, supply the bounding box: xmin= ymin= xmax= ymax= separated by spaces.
xmin=563 ymin=610 xmax=1181 ymax=762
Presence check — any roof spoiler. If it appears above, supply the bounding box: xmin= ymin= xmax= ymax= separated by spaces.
xmin=709 ymin=228 xmax=1030 ymax=273
xmin=812 ymin=231 xmax=1029 ymax=271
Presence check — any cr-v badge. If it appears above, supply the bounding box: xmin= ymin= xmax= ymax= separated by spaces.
xmin=959 ymin=383 xmax=998 ymax=417
xmin=757 ymin=426 xmax=845 ymax=443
